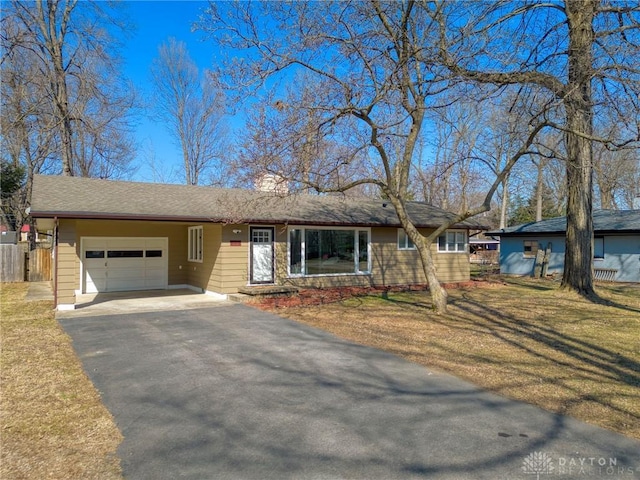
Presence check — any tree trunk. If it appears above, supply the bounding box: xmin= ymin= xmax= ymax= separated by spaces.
xmin=535 ymin=161 xmax=544 ymax=222
xmin=390 ymin=195 xmax=449 ymax=313
xmin=560 ymin=0 xmax=596 ymax=297
xmin=599 ymin=186 xmax=614 ymax=210
xmin=37 ymin=0 xmax=75 ymax=176
xmin=499 ymin=174 xmax=509 ymax=229
xmin=418 ymin=239 xmax=448 ymax=313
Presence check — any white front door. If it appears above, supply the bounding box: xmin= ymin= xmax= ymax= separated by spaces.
xmin=250 ymin=227 xmax=274 ymax=284
xmin=82 ymin=237 xmax=168 ymax=293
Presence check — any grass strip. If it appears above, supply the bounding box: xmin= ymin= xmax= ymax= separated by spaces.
xmin=1 ymin=283 xmax=123 ymax=480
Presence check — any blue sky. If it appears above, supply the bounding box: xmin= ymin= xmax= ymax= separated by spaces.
xmin=121 ymin=1 xmax=219 ymax=182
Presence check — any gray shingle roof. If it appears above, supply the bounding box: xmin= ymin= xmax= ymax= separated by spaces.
xmin=489 ymin=209 xmax=640 ymax=235
xmin=30 ymin=175 xmax=484 ymax=229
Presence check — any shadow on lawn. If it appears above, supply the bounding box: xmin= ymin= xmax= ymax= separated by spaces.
xmin=588 ymin=290 xmax=640 ymax=315
xmin=380 ymin=289 xmax=640 ymax=432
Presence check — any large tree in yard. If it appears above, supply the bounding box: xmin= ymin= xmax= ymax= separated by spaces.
xmin=434 ymin=0 xmax=640 ymax=296
xmin=150 ymin=38 xmax=228 ymax=186
xmin=5 ymin=0 xmax=135 ymax=178
xmin=200 ymin=1 xmax=548 ymax=312
xmin=2 ymin=0 xmax=136 ymax=243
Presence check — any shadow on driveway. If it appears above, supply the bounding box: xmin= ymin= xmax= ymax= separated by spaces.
xmin=59 ymin=304 xmax=640 ymax=480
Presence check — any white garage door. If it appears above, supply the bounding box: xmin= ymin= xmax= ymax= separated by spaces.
xmin=82 ymin=237 xmax=168 ymax=293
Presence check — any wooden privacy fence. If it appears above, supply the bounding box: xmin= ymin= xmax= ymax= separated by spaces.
xmin=29 ymin=247 xmax=52 ymax=282
xmin=0 ymin=245 xmax=52 ymax=282
xmin=0 ymin=244 xmax=25 ymax=282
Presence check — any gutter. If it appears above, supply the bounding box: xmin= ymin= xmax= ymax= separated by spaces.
xmin=53 ymin=217 xmax=58 ymax=308
xmin=28 ymin=211 xmax=476 ymax=230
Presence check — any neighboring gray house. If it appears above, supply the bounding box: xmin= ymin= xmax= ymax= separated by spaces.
xmin=490 ymin=210 xmax=640 ymax=282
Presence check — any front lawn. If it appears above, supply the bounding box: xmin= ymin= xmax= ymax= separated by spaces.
xmin=262 ymin=277 xmax=640 ymax=439
xmin=0 ymin=283 xmax=123 ymax=480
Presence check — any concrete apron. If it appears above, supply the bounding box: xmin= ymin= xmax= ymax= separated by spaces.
xmin=56 ymin=288 xmax=231 ymax=318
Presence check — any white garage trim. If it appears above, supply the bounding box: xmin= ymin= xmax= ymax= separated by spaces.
xmin=80 ymin=237 xmax=168 ymax=294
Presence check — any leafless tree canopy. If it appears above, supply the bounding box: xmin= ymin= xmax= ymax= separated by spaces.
xmin=2 ymin=0 xmax=136 ymax=178
xmin=1 ymin=0 xmax=136 ymax=242
xmin=198 ymin=1 xmax=552 ymax=312
xmin=150 ymin=37 xmax=228 ymax=186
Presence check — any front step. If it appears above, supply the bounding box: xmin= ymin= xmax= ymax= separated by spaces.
xmin=237 ymin=285 xmax=300 ymax=296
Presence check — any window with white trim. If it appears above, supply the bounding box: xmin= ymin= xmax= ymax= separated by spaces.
xmin=397 ymin=229 xmax=416 ymax=250
xmin=188 ymin=226 xmax=203 ymax=262
xmin=437 ymin=231 xmax=467 ymax=253
xmin=288 ymin=227 xmax=370 ymax=276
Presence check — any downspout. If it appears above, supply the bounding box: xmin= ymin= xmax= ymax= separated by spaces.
xmin=53 ymin=217 xmax=58 ymax=309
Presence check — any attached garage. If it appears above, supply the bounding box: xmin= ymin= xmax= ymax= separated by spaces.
xmin=81 ymin=237 xmax=168 ymax=293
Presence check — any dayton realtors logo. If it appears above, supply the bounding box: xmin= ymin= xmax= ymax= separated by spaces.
xmin=522 ymin=452 xmax=637 ymax=478
xmin=522 ymin=452 xmax=554 ymax=479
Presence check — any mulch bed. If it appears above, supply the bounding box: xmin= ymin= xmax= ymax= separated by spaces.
xmin=251 ymin=279 xmax=499 ymax=309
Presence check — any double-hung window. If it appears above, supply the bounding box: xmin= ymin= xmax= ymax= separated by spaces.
xmin=288 ymin=227 xmax=370 ymax=276
xmin=437 ymin=231 xmax=467 ymax=253
xmin=397 ymin=229 xmax=416 ymax=250
xmin=188 ymin=226 xmax=203 ymax=262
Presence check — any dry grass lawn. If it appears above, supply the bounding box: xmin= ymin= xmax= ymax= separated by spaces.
xmin=263 ymin=277 xmax=640 ymax=439
xmin=1 ymin=283 xmax=123 ymax=480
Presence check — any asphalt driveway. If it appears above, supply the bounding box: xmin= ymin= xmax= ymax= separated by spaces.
xmin=59 ymin=304 xmax=640 ymax=480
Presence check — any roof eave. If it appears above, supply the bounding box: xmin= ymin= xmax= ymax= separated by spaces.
xmin=29 ymin=211 xmax=223 ymax=223
xmin=29 ymin=211 xmax=478 ymax=229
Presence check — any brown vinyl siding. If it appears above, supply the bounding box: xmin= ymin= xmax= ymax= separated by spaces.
xmin=370 ymin=227 xmax=470 ymax=285
xmin=57 ymin=219 xmax=77 ymax=305
xmin=186 ymin=223 xmax=250 ymax=294
xmin=186 ymin=224 xmax=222 ymax=291
xmin=217 ymin=225 xmax=249 ymax=293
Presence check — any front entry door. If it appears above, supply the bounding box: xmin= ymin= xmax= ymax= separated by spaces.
xmin=250 ymin=227 xmax=274 ymax=284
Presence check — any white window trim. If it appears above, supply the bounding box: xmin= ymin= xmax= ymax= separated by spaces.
xmin=287 ymin=226 xmax=371 ymax=278
xmin=437 ymin=230 xmax=468 ymax=253
xmin=397 ymin=228 xmax=416 ymax=250
xmin=188 ymin=226 xmax=203 ymax=263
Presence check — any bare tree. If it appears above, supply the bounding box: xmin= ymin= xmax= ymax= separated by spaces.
xmin=2 ymin=0 xmax=135 ymax=245
xmin=150 ymin=37 xmax=228 ymax=186
xmin=70 ymin=53 xmax=137 ymax=179
xmin=434 ymin=0 xmax=640 ymax=297
xmin=412 ymin=89 xmax=545 ymax=232
xmin=235 ymin=82 xmax=371 ymax=195
xmin=418 ymin=101 xmax=483 ymax=213
xmin=9 ymin=0 xmax=76 ymax=175
xmin=199 ymin=1 xmax=547 ymax=313
xmin=7 ymin=1 xmax=134 ymax=176
xmin=593 ymin=145 xmax=639 ymax=209
xmin=2 ymin=12 xmax=58 ymax=245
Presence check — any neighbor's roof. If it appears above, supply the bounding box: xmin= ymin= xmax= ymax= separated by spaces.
xmin=30 ymin=175 xmax=484 ymax=229
xmin=489 ymin=209 xmax=640 ymax=236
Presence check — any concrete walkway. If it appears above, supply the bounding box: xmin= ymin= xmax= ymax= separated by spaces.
xmin=59 ymin=304 xmax=640 ymax=480
xmin=25 ymin=281 xmax=54 ymax=302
